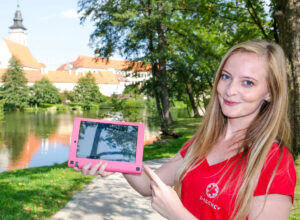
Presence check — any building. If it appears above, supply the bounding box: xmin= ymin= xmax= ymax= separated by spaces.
xmin=57 ymin=56 xmax=151 ymax=94
xmin=0 ymin=6 xmax=151 ymax=96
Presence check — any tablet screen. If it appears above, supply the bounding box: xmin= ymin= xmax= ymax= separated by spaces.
xmin=76 ymin=121 xmax=138 ymax=163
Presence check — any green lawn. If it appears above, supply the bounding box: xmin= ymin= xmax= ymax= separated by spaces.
xmin=0 ymin=116 xmax=299 ymax=219
xmin=290 ymin=158 xmax=300 ymax=219
xmin=0 ymin=163 xmax=94 ymax=219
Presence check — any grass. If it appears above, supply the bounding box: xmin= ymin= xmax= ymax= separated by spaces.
xmin=0 ymin=163 xmax=93 ymax=220
xmin=0 ymin=116 xmax=299 ymax=219
xmin=290 ymin=158 xmax=300 ymax=219
xmin=143 ymin=117 xmax=201 ymax=160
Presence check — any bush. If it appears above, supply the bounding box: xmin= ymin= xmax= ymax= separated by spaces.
xmin=39 ymin=103 xmax=55 ymax=108
xmin=56 ymin=104 xmax=67 ymax=111
xmin=120 ymin=97 xmax=144 ymax=109
xmin=31 ymin=78 xmax=61 ymax=105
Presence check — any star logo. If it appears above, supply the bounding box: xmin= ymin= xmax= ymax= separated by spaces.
xmin=206 ymin=183 xmax=219 ymax=199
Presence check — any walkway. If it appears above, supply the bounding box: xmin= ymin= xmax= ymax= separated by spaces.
xmin=52 ymin=158 xmax=169 ymax=220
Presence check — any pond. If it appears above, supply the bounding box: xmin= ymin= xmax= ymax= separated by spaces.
xmin=0 ymin=107 xmax=169 ymax=173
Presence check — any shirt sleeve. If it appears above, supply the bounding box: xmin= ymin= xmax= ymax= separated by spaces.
xmin=254 ymin=143 xmax=297 ymax=203
xmin=180 ymin=137 xmax=196 ymax=158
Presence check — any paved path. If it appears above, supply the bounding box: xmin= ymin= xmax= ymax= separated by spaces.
xmin=52 ymin=159 xmax=169 ymax=220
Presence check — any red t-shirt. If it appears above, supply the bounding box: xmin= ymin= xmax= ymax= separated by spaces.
xmin=180 ymin=139 xmax=296 ymax=220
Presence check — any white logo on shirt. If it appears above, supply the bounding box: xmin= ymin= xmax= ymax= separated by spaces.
xmin=206 ymin=183 xmax=219 ymax=199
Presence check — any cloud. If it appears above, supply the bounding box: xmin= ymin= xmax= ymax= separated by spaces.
xmin=60 ymin=9 xmax=81 ymax=19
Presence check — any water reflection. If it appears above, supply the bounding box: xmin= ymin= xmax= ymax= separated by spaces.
xmin=0 ymin=108 xmax=161 ymax=172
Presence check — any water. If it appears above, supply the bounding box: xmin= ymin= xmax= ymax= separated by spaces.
xmin=0 ymin=107 xmax=165 ymax=172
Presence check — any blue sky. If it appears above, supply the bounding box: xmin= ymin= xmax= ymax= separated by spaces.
xmin=0 ymin=0 xmax=122 ymax=69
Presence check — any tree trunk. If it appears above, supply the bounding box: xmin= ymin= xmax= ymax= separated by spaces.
xmin=152 ymin=64 xmax=165 ymax=127
xmin=145 ymin=1 xmax=171 ymax=135
xmin=274 ymin=0 xmax=300 ymax=157
xmin=157 ymin=2 xmax=173 ymax=127
xmin=185 ymin=82 xmax=201 ymax=117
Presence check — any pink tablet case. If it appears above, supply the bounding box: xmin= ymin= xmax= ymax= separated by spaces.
xmin=68 ymin=117 xmax=145 ymax=174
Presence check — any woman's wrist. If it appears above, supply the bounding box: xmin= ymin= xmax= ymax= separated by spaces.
xmin=173 ymin=205 xmax=198 ymax=220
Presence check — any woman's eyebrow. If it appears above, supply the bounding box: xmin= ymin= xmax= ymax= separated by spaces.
xmin=222 ymin=69 xmax=258 ymax=82
xmin=242 ymin=76 xmax=258 ymax=82
xmin=222 ymin=69 xmax=232 ymax=75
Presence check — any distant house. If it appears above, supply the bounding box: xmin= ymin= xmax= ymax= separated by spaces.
xmin=57 ymin=55 xmax=152 ymax=87
xmin=0 ymin=39 xmax=123 ymax=96
xmin=0 ymin=6 xmax=152 ymax=96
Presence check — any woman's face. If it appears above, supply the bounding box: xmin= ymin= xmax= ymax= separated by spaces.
xmin=217 ymin=52 xmax=270 ymax=122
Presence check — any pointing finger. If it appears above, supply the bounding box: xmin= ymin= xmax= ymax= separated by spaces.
xmin=143 ymin=165 xmax=165 ymax=187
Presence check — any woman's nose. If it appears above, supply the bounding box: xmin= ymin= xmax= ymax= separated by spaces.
xmin=226 ymin=81 xmax=239 ymax=96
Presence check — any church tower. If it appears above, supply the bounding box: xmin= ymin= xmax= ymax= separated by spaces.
xmin=8 ymin=4 xmax=27 ymax=46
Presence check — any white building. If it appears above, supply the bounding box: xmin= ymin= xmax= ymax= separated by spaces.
xmin=0 ymin=6 xmax=152 ymax=96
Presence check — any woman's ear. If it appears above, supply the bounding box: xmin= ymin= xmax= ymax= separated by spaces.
xmin=264 ymin=92 xmax=271 ymax=102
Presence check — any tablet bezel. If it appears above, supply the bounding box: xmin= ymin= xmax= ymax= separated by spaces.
xmin=68 ymin=117 xmax=145 ymax=174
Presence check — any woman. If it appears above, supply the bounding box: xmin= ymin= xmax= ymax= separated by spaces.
xmin=75 ymin=40 xmax=296 ymax=220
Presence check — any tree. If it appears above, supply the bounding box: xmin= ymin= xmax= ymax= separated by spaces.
xmin=78 ymin=0 xmax=176 ymax=134
xmin=78 ymin=0 xmax=270 ymax=134
xmin=31 ymin=78 xmax=61 ymax=105
xmin=232 ymin=0 xmax=300 ymax=157
xmin=73 ymin=72 xmax=103 ymax=110
xmin=272 ymin=0 xmax=300 ymax=157
xmin=1 ymin=57 xmax=30 ymax=110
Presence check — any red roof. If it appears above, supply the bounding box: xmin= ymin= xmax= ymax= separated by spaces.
xmin=4 ymin=39 xmax=43 ymax=69
xmin=57 ymin=56 xmax=151 ymax=71
xmin=0 ymin=68 xmax=119 ymax=84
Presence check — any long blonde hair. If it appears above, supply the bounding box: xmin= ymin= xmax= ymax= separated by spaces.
xmin=174 ymin=40 xmax=291 ymax=220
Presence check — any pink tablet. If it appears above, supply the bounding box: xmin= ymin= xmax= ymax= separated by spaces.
xmin=68 ymin=117 xmax=145 ymax=174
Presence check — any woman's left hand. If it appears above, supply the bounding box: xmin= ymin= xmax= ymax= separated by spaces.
xmin=143 ymin=165 xmax=187 ymax=220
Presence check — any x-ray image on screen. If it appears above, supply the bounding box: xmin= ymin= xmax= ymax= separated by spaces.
xmin=76 ymin=121 xmax=138 ymax=163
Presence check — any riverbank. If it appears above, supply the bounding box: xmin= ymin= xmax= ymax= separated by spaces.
xmin=0 ymin=116 xmax=299 ymax=219
xmin=0 ymin=117 xmax=201 ymax=219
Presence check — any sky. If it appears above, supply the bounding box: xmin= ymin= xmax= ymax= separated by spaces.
xmin=0 ymin=0 xmax=122 ymax=70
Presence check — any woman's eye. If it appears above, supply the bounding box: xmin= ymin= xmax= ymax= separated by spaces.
xmin=243 ymin=80 xmax=254 ymax=87
xmin=220 ymin=74 xmax=230 ymax=80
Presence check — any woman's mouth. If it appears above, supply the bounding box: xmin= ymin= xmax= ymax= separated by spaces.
xmin=224 ymin=99 xmax=240 ymax=106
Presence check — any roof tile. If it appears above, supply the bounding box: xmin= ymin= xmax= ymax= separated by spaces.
xmin=4 ymin=40 xmax=42 ymax=69
xmin=57 ymin=55 xmax=151 ymax=71
xmin=0 ymin=68 xmax=119 ymax=84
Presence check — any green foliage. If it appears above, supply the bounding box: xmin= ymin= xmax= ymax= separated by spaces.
xmin=60 ymin=90 xmax=75 ymax=103
xmin=110 ymin=94 xmax=122 ymax=109
xmin=120 ymin=97 xmax=144 ymax=109
xmin=39 ymin=103 xmax=55 ymax=108
xmin=1 ymin=57 xmax=30 ymax=110
xmin=78 ymin=0 xmax=271 ymax=128
xmin=31 ymin=78 xmax=61 ymax=105
xmin=123 ymin=84 xmax=141 ymax=96
xmin=72 ymin=72 xmax=104 ymax=110
xmin=0 ymin=99 xmax=5 ymax=120
xmin=56 ymin=104 xmax=67 ymax=112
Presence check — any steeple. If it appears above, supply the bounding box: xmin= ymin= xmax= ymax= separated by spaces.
xmin=9 ymin=4 xmax=27 ymax=31
xmin=8 ymin=2 xmax=27 ymax=46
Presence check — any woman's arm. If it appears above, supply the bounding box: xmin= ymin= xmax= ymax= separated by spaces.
xmin=75 ymin=152 xmax=184 ymax=197
xmin=143 ymin=165 xmax=197 ymax=220
xmin=248 ymin=194 xmax=292 ymax=220
xmin=123 ymin=152 xmax=183 ymax=196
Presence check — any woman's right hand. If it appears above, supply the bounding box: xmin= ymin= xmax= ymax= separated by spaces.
xmin=73 ymin=161 xmax=113 ymax=177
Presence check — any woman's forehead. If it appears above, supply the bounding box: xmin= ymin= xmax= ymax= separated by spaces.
xmin=222 ymin=52 xmax=268 ymax=79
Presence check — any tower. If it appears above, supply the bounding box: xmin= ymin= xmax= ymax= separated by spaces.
xmin=8 ymin=3 xmax=27 ymax=46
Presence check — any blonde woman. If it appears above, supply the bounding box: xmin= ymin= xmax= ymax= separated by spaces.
xmin=76 ymin=40 xmax=296 ymax=220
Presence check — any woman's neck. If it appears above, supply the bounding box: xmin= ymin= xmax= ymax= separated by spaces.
xmin=224 ymin=116 xmax=255 ymax=140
